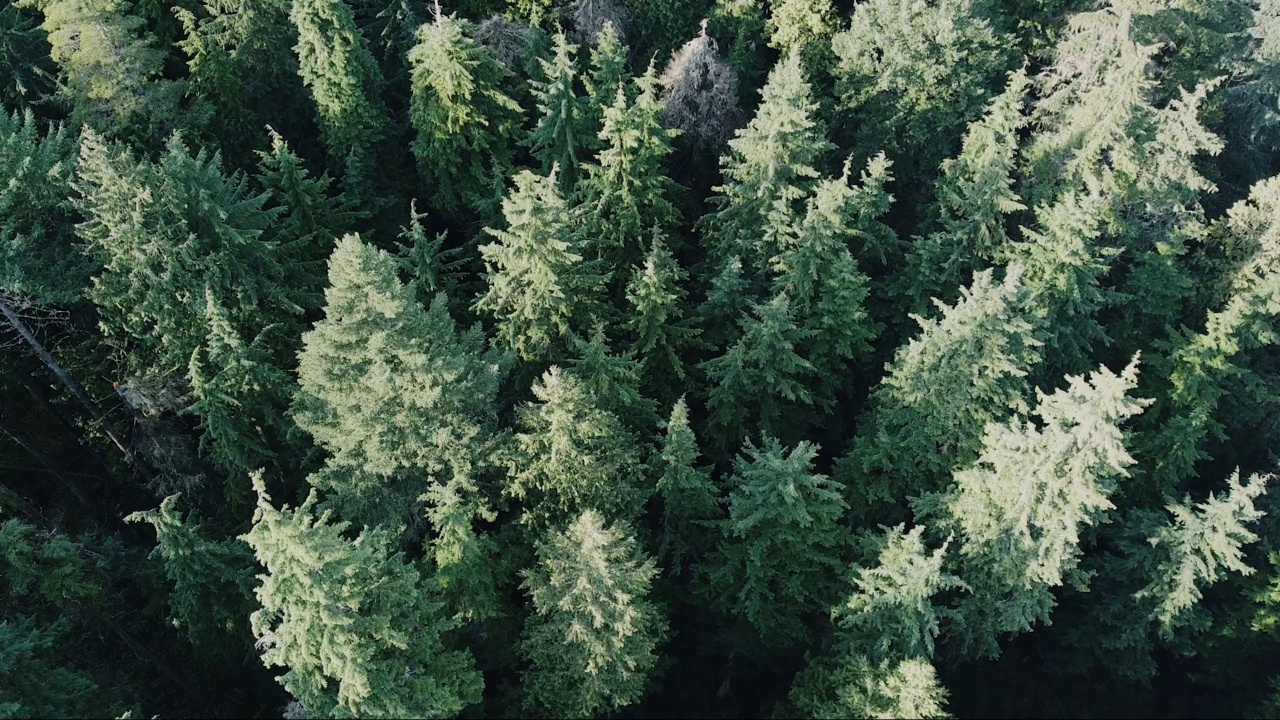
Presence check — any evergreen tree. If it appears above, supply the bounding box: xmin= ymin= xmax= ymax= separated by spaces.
xmin=0 ymin=518 xmax=102 ymax=718
xmin=294 ymin=234 xmax=504 ymax=525
xmin=0 ymin=4 xmax=57 ymax=111
xmin=575 ymin=65 xmax=682 ymax=269
xmin=789 ymin=655 xmax=952 ymax=720
xmin=409 ymin=10 xmax=523 ymax=214
xmin=475 ymin=168 xmax=606 ymax=363
xmin=566 ymin=324 xmax=661 ymax=436
xmin=185 ymin=292 xmax=298 ymax=485
xmin=256 ymin=128 xmax=365 ymax=307
xmin=1139 ymin=469 xmax=1269 ymax=634
xmin=701 ymin=49 xmax=831 ymax=274
xmin=700 ymin=293 xmax=817 ymax=451
xmin=242 ymin=475 xmax=483 ymax=718
xmin=837 ymin=266 xmax=1044 ymax=522
xmin=1140 ymin=175 xmax=1280 ymax=493
xmin=423 ymin=465 xmax=505 ymax=623
xmin=125 ymin=494 xmax=256 ymax=657
xmin=175 ymin=0 xmax=303 ymax=157
xmin=519 ymin=509 xmax=666 ymax=718
xmin=765 ymin=0 xmax=836 ymax=60
xmin=289 ymin=0 xmax=390 ymax=166
xmin=624 ymin=235 xmax=700 ymax=390
xmin=526 ymin=30 xmax=589 ymax=182
xmin=654 ymin=397 xmax=719 ymax=575
xmin=769 ymin=161 xmax=879 ymax=406
xmin=506 ymin=367 xmax=647 ymax=528
xmin=831 ymin=0 xmax=1012 ymax=180
xmin=0 ymin=110 xmax=86 ymax=306
xmin=18 ymin=0 xmax=182 ymax=143
xmin=581 ymin=19 xmax=628 ymax=131
xmin=75 ymin=129 xmax=298 ymax=370
xmin=901 ymin=69 xmax=1030 ymax=315
xmin=922 ymin=357 xmax=1149 ymax=659
xmin=701 ymin=436 xmax=848 ymax=650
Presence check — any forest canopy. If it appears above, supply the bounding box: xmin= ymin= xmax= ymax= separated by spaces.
xmin=3 ymin=0 xmax=1280 ymax=718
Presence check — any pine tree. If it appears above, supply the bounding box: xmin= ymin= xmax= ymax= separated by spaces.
xmin=526 ymin=30 xmax=589 ymax=182
xmin=0 ymin=4 xmax=57 ymax=111
xmin=475 ymin=168 xmax=606 ymax=363
xmin=566 ymin=324 xmax=661 ymax=435
xmin=506 ymin=367 xmax=647 ymax=529
xmin=185 ymin=292 xmax=298 ymax=485
xmin=1139 ymin=175 xmax=1280 ymax=493
xmin=0 ymin=109 xmax=86 ymax=306
xmin=654 ymin=397 xmax=719 ymax=575
xmin=242 ymin=475 xmax=483 ymax=718
xmin=18 ymin=0 xmax=182 ymax=143
xmin=769 ymin=161 xmax=880 ymax=406
xmin=922 ymin=357 xmax=1149 ymax=659
xmin=701 ymin=49 xmax=832 ymax=274
xmin=294 ymin=234 xmax=504 ymax=525
xmin=289 ymin=0 xmax=390 ymax=165
xmin=519 ymin=509 xmax=665 ymax=718
xmin=575 ymin=64 xmax=682 ymax=269
xmin=831 ymin=0 xmax=1012 ymax=179
xmin=125 ymin=494 xmax=256 ymax=657
xmin=1139 ymin=469 xmax=1270 ymax=634
xmin=256 ymin=127 xmax=365 ymax=308
xmin=409 ymin=10 xmax=523 ymax=214
xmin=624 ymin=235 xmax=700 ymax=389
xmin=837 ymin=266 xmax=1044 ymax=522
xmin=700 ymin=293 xmax=817 ymax=451
xmin=75 ymin=129 xmax=298 ymax=370
xmin=701 ymin=436 xmax=848 ymax=650
xmin=901 ymin=69 xmax=1030 ymax=315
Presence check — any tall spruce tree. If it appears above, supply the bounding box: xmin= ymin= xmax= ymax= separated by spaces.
xmin=700 ymin=436 xmax=848 ymax=651
xmin=506 ymin=366 xmax=647 ymax=529
xmin=519 ymin=509 xmax=666 ymax=718
xmin=0 ymin=109 xmax=86 ymax=306
xmin=125 ymin=494 xmax=256 ymax=658
xmin=242 ymin=475 xmax=483 ymax=718
xmin=624 ymin=235 xmax=700 ymax=390
xmin=920 ymin=357 xmax=1149 ymax=659
xmin=575 ymin=64 xmax=682 ymax=270
xmin=75 ymin=129 xmax=298 ymax=371
xmin=409 ymin=10 xmax=523 ymax=214
xmin=701 ymin=49 xmax=832 ymax=275
xmin=289 ymin=0 xmax=390 ymax=166
xmin=475 ymin=167 xmax=606 ymax=363
xmin=836 ymin=266 xmax=1044 ymax=523
xmin=526 ymin=30 xmax=589 ymax=183
xmin=831 ymin=0 xmax=1012 ymax=181
xmin=653 ymin=397 xmax=719 ymax=575
xmin=294 ymin=234 xmax=504 ymax=526
xmin=18 ymin=0 xmax=182 ymax=143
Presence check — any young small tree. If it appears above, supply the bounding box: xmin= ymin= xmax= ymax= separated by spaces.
xmin=519 ymin=509 xmax=666 ymax=718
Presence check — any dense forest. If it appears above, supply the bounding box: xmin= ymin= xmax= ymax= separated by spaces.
xmin=3 ymin=0 xmax=1280 ymax=717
